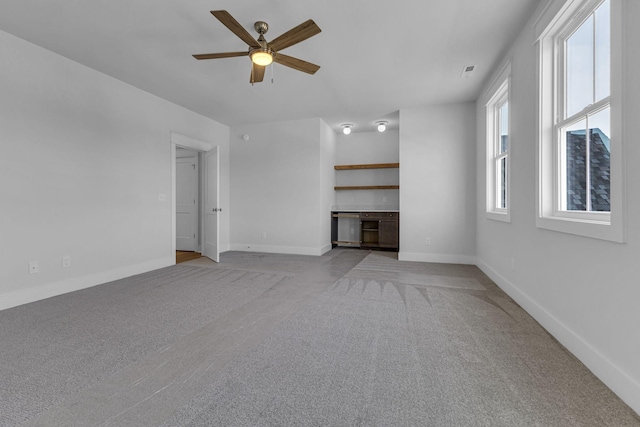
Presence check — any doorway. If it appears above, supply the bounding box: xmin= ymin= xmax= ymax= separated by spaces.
xmin=176 ymin=250 xmax=202 ymax=264
xmin=176 ymin=148 xmax=199 ymax=252
xmin=170 ymin=132 xmax=220 ymax=263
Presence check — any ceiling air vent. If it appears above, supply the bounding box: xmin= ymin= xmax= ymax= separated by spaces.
xmin=461 ymin=65 xmax=476 ymax=78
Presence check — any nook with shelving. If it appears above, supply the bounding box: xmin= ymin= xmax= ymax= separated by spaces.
xmin=332 ymin=130 xmax=399 ymax=251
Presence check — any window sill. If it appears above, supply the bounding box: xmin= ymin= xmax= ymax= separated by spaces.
xmin=486 ymin=211 xmax=511 ymax=223
xmin=536 ymin=215 xmax=624 ymax=243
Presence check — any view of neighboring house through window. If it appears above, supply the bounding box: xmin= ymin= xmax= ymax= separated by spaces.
xmin=559 ymin=0 xmax=610 ymax=212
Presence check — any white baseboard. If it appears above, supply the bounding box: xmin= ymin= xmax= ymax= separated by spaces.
xmin=319 ymin=243 xmax=333 ymax=255
xmin=476 ymin=258 xmax=640 ymax=416
xmin=229 ymin=243 xmax=326 ymax=256
xmin=0 ymin=256 xmax=174 ymax=312
xmin=398 ymin=251 xmax=476 ymax=265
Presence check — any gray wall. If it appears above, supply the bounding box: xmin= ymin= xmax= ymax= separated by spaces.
xmin=399 ymin=103 xmax=477 ymax=264
xmin=230 ymin=118 xmax=334 ymax=255
xmin=475 ymin=0 xmax=640 ymax=413
xmin=0 ymin=29 xmax=230 ymax=310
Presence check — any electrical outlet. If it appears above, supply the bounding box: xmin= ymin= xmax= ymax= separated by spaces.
xmin=158 ymin=193 xmax=167 ymax=202
xmin=425 ymin=237 xmax=431 ymax=246
xmin=261 ymin=231 xmax=267 ymax=239
xmin=383 ymin=196 xmax=388 ymax=203
xmin=28 ymin=261 xmax=39 ymax=274
xmin=62 ymin=256 xmax=71 ymax=268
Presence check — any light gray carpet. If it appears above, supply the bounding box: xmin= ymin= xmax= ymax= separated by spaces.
xmin=0 ymin=250 xmax=638 ymax=426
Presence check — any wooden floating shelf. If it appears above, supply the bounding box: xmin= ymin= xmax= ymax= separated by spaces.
xmin=334 ymin=163 xmax=399 ymax=170
xmin=334 ymin=185 xmax=400 ymax=191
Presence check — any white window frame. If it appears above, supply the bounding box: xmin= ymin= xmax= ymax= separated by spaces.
xmin=536 ymin=0 xmax=625 ymax=242
xmin=485 ymin=62 xmax=511 ymax=223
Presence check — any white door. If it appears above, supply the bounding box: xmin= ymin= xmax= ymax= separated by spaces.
xmin=176 ymin=156 xmax=198 ymax=251
xmin=203 ymin=146 xmax=220 ymax=262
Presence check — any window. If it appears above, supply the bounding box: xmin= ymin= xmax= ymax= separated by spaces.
xmin=558 ymin=0 xmax=610 ymax=215
xmin=486 ymin=63 xmax=510 ymax=222
xmin=536 ymin=0 xmax=624 ymax=242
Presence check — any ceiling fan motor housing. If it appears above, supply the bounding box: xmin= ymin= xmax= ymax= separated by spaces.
xmin=254 ymin=21 xmax=269 ymax=35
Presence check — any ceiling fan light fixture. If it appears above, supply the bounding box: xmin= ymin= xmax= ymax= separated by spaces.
xmin=250 ymin=48 xmax=274 ymax=66
xmin=376 ymin=121 xmax=388 ymax=132
xmin=341 ymin=124 xmax=353 ymax=135
xmin=193 ymin=11 xmax=321 ymax=84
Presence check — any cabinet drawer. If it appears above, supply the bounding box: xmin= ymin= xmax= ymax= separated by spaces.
xmin=360 ymin=212 xmax=399 ymax=220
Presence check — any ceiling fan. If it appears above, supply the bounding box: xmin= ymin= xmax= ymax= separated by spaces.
xmin=193 ymin=10 xmax=321 ymax=84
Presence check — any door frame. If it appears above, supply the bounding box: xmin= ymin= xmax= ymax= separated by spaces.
xmin=170 ymin=132 xmax=215 ymax=260
xmin=203 ymin=146 xmax=220 ymax=262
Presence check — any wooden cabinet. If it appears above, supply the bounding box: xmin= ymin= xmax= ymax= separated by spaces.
xmin=331 ymin=211 xmax=399 ymax=251
xmin=359 ymin=212 xmax=399 ymax=250
xmin=379 ymin=218 xmax=400 ymax=249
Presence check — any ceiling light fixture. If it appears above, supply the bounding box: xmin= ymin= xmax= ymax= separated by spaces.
xmin=341 ymin=124 xmax=353 ymax=135
xmin=376 ymin=121 xmax=388 ymax=132
xmin=250 ymin=48 xmax=274 ymax=66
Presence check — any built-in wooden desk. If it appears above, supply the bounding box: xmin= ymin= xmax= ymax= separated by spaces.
xmin=331 ymin=210 xmax=399 ymax=251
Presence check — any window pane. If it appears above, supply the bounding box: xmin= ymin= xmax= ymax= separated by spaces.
xmin=589 ymin=107 xmax=610 ymax=211
xmin=595 ymin=0 xmax=610 ymax=101
xmin=566 ymin=15 xmax=594 ymax=117
xmin=564 ymin=119 xmax=588 ymax=211
xmin=500 ymin=157 xmax=507 ymax=209
xmin=499 ymin=101 xmax=509 ymax=153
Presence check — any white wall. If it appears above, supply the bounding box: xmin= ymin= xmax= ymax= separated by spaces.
xmin=334 ymin=130 xmax=400 ymax=210
xmin=399 ymin=103 xmax=476 ymax=264
xmin=476 ymin=0 xmax=640 ymax=413
xmin=230 ymin=118 xmax=334 ymax=255
xmin=319 ymin=121 xmax=337 ymax=250
xmin=0 ymin=29 xmax=230 ymax=310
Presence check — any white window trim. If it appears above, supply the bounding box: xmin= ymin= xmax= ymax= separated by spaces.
xmin=485 ymin=61 xmax=511 ymax=223
xmin=535 ymin=0 xmax=625 ymax=242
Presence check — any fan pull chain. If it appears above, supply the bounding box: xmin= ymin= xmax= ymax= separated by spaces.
xmin=271 ymin=63 xmax=274 ymax=84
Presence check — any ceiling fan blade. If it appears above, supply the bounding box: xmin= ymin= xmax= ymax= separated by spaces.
xmin=251 ymin=63 xmax=266 ymax=83
xmin=274 ymin=53 xmax=320 ymax=75
xmin=211 ymin=10 xmax=260 ymax=48
xmin=193 ymin=51 xmax=248 ymax=60
xmin=269 ymin=19 xmax=321 ymax=52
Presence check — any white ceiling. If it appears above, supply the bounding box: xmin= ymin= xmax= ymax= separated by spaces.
xmin=0 ymin=0 xmax=540 ymax=133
